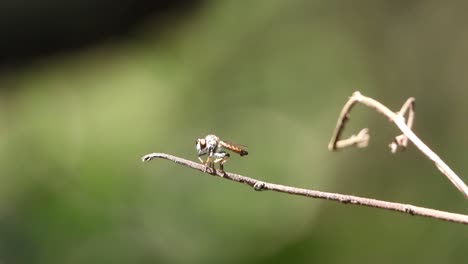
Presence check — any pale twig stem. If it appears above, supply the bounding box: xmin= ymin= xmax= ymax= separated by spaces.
xmin=328 ymin=91 xmax=468 ymax=198
xmin=141 ymin=153 xmax=468 ymax=225
xmin=335 ymin=128 xmax=369 ymax=149
xmin=390 ymin=97 xmax=415 ymax=151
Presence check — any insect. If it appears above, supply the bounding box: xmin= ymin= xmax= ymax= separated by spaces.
xmin=195 ymin=134 xmax=248 ymax=172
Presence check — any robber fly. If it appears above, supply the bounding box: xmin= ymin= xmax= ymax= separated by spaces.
xmin=196 ymin=134 xmax=248 ymax=172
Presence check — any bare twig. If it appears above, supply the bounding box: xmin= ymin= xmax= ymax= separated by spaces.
xmin=141 ymin=153 xmax=468 ymax=225
xmin=328 ymin=91 xmax=468 ymax=198
xmin=335 ymin=128 xmax=370 ymax=149
xmin=390 ymin=97 xmax=415 ymax=152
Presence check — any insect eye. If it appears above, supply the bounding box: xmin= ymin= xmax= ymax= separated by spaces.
xmin=196 ymin=139 xmax=206 ymax=148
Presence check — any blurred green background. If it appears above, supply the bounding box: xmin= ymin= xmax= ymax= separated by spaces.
xmin=0 ymin=0 xmax=467 ymax=263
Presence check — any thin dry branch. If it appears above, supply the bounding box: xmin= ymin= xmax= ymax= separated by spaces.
xmin=335 ymin=128 xmax=370 ymax=149
xmin=141 ymin=153 xmax=468 ymax=225
xmin=390 ymin=97 xmax=415 ymax=152
xmin=328 ymin=91 xmax=468 ymax=198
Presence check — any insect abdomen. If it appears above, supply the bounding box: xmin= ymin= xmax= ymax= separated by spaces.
xmin=221 ymin=142 xmax=248 ymax=156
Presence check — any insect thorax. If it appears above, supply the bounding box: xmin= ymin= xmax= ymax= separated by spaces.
xmin=205 ymin=134 xmax=219 ymax=151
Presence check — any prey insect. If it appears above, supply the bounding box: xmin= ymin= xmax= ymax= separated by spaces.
xmin=195 ymin=134 xmax=248 ymax=173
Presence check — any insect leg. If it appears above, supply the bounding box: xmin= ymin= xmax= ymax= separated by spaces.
xmin=213 ymin=152 xmax=230 ymax=172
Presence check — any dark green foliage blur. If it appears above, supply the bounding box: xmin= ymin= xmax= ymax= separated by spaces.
xmin=0 ymin=1 xmax=467 ymax=263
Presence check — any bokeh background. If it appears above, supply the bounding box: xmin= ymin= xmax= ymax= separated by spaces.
xmin=0 ymin=0 xmax=467 ymax=263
